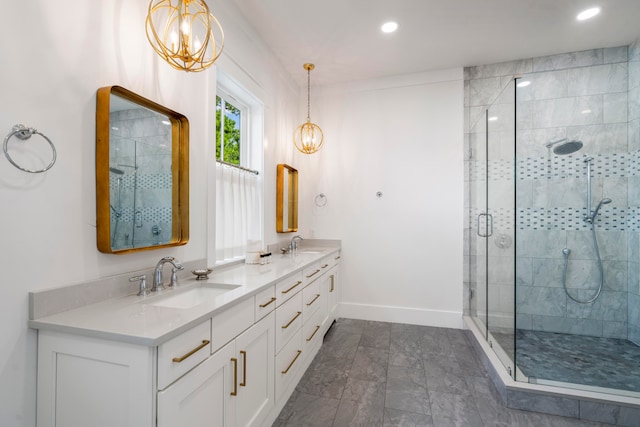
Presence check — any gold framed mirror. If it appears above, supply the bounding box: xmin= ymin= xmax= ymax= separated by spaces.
xmin=276 ymin=164 xmax=298 ymax=232
xmin=96 ymin=86 xmax=189 ymax=254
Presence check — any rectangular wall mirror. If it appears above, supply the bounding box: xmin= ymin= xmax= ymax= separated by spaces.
xmin=96 ymin=86 xmax=189 ymax=254
xmin=276 ymin=164 xmax=298 ymax=233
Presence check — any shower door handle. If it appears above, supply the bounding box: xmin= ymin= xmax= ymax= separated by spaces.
xmin=477 ymin=213 xmax=493 ymax=238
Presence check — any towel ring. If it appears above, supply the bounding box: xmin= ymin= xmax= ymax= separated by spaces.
xmin=3 ymin=124 xmax=57 ymax=173
xmin=314 ymin=193 xmax=327 ymax=207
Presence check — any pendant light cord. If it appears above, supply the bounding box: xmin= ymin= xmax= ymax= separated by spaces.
xmin=306 ymin=68 xmax=311 ymax=122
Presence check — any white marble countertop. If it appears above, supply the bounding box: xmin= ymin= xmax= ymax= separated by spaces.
xmin=28 ymin=247 xmax=340 ymax=346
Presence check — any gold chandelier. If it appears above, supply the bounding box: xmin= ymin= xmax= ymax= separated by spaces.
xmin=146 ymin=0 xmax=224 ymax=72
xmin=294 ymin=63 xmax=324 ymax=154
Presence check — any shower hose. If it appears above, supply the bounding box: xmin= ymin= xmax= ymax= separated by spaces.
xmin=561 ymin=224 xmax=603 ymax=304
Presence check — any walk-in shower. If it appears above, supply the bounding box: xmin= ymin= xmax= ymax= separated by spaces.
xmin=467 ymin=52 xmax=640 ymax=408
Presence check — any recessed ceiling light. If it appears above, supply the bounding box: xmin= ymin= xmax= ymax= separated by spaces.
xmin=577 ymin=7 xmax=600 ymax=21
xmin=381 ymin=21 xmax=398 ymax=33
xmin=517 ymin=80 xmax=531 ymax=88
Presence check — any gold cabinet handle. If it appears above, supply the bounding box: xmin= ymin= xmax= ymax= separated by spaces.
xmin=321 ymin=263 xmax=329 ymax=269
xmin=306 ymin=294 xmax=320 ymax=307
xmin=282 ymin=311 xmax=302 ymax=329
xmin=335 ymin=255 xmax=341 ymax=260
xmin=281 ymin=350 xmax=302 ymax=375
xmin=240 ymin=350 xmax=247 ymax=387
xmin=306 ymin=269 xmax=321 ymax=278
xmin=306 ymin=325 xmax=320 ymax=342
xmin=259 ymin=297 xmax=276 ymax=308
xmin=330 ymin=276 xmax=335 ymax=292
xmin=172 ymin=340 xmax=210 ymax=363
xmin=282 ymin=281 xmax=302 ymax=294
xmin=230 ymin=357 xmax=238 ymax=396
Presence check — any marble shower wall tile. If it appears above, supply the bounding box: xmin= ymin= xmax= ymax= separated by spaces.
xmin=532 ymin=49 xmax=603 ymax=72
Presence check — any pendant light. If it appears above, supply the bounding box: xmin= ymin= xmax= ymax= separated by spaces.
xmin=294 ymin=63 xmax=324 ymax=154
xmin=146 ymin=0 xmax=224 ymax=72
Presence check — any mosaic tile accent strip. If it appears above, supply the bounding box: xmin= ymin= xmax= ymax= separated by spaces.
xmin=470 ymin=151 xmax=640 ymax=182
xmin=110 ymin=207 xmax=172 ymax=223
xmin=110 ymin=173 xmax=172 ymax=190
xmin=471 ymin=207 xmax=640 ymax=231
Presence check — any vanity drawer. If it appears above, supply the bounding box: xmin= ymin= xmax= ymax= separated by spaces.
xmin=255 ymin=285 xmax=276 ymax=320
xmin=157 ymin=319 xmax=212 ymax=390
xmin=275 ymin=291 xmax=302 ymax=353
xmin=275 ymin=272 xmax=303 ymax=306
xmin=302 ymin=279 xmax=321 ymax=323
xmin=211 ymin=297 xmax=254 ymax=353
xmin=275 ymin=328 xmax=303 ymax=403
xmin=302 ymin=261 xmax=321 ymax=286
xmin=302 ymin=308 xmax=323 ymax=357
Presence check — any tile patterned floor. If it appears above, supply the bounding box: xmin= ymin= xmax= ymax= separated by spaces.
xmin=512 ymin=330 xmax=640 ymax=393
xmin=272 ymin=319 xmax=613 ymax=426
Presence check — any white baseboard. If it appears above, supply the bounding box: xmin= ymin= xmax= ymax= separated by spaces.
xmin=338 ymin=302 xmax=464 ymax=329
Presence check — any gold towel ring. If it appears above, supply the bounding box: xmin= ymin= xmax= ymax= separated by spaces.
xmin=3 ymin=124 xmax=57 ymax=173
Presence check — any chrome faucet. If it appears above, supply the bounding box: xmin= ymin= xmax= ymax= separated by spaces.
xmin=152 ymin=256 xmax=183 ymax=292
xmin=289 ymin=235 xmax=304 ymax=252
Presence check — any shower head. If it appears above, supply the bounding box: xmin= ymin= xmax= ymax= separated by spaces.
xmin=590 ymin=198 xmax=613 ymax=222
xmin=546 ymin=138 xmax=583 ymax=155
xmin=109 ymin=167 xmax=125 ymax=175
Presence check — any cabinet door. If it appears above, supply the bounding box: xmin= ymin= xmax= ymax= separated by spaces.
xmin=327 ymin=267 xmax=338 ymax=316
xmin=235 ymin=312 xmax=275 ymax=427
xmin=158 ymin=341 xmax=236 ymax=427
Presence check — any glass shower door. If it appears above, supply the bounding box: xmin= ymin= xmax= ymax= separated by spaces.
xmin=484 ymin=79 xmax=516 ymax=378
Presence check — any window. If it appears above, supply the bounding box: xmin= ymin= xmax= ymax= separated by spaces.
xmin=216 ymin=89 xmax=246 ymax=165
xmin=214 ymin=79 xmax=263 ymax=264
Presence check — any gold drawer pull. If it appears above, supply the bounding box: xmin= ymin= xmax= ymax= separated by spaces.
xmin=321 ymin=263 xmax=329 ymax=269
xmin=172 ymin=340 xmax=210 ymax=363
xmin=282 ymin=311 xmax=302 ymax=329
xmin=282 ymin=281 xmax=302 ymax=294
xmin=306 ymin=294 xmax=320 ymax=306
xmin=335 ymin=256 xmax=341 ymax=260
xmin=306 ymin=269 xmax=320 ymax=278
xmin=230 ymin=357 xmax=238 ymax=396
xmin=281 ymin=350 xmax=302 ymax=374
xmin=330 ymin=276 xmax=335 ymax=292
xmin=259 ymin=297 xmax=277 ymax=308
xmin=306 ymin=325 xmax=320 ymax=342
xmin=240 ymin=350 xmax=247 ymax=387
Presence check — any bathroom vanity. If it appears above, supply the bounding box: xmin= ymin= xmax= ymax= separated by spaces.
xmin=29 ymin=246 xmax=341 ymax=427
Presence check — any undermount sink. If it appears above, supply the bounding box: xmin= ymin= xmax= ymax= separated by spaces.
xmin=296 ymin=249 xmax=324 ymax=254
xmin=148 ymin=284 xmax=241 ymax=309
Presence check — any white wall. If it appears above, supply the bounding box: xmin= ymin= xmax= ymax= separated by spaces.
xmin=295 ymin=69 xmax=465 ymax=328
xmin=0 ymin=1 xmax=297 ymax=425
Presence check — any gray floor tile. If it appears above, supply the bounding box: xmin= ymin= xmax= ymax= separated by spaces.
xmin=276 ymin=392 xmax=340 ymax=426
xmin=295 ymin=354 xmax=350 ymax=399
xmin=383 ymin=408 xmax=434 ymax=427
xmin=360 ymin=321 xmax=392 ymax=349
xmin=274 ymin=319 xmax=620 ymax=427
xmin=386 ymin=365 xmax=431 ymax=415
xmin=428 ymin=391 xmax=484 ymax=427
xmin=349 ymin=346 xmax=389 ymax=383
xmin=333 ymin=398 xmax=385 ymax=427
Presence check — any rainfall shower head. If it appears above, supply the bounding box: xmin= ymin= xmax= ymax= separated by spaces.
xmin=546 ymin=138 xmax=583 ymax=155
xmin=109 ymin=167 xmax=125 ymax=175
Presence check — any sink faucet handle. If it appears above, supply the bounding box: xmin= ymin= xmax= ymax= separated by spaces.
xmin=169 ymin=265 xmax=184 ymax=288
xmin=130 ymin=274 xmax=149 ymax=297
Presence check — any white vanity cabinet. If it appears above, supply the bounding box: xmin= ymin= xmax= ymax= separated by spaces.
xmin=158 ymin=310 xmax=275 ymax=427
xmin=32 ymin=247 xmax=341 ymax=427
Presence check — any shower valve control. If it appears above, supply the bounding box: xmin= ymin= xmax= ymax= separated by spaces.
xmin=495 ymin=233 xmax=512 ymax=249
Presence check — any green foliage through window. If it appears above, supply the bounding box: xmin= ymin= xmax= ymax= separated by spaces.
xmin=216 ymin=95 xmax=241 ymax=164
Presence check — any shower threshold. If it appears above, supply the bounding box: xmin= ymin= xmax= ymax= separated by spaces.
xmin=464 ymin=316 xmax=640 ymax=424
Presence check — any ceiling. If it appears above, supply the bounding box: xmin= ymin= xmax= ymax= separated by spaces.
xmin=231 ymin=0 xmax=640 ymax=87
